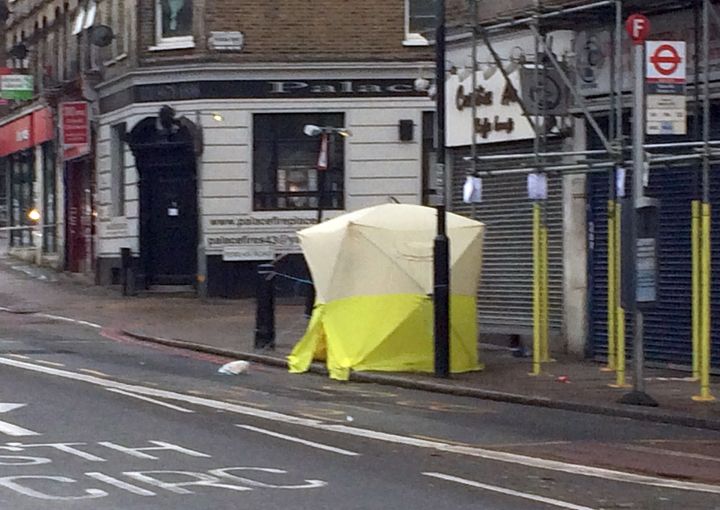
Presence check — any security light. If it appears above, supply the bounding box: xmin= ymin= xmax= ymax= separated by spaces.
xmin=303 ymin=124 xmax=322 ymax=137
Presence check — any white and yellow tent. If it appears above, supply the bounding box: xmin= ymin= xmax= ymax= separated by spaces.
xmin=287 ymin=203 xmax=485 ymax=381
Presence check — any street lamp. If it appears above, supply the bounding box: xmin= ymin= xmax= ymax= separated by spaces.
xmin=433 ymin=0 xmax=450 ymax=378
xmin=27 ymin=208 xmax=42 ymax=265
xmin=302 ymin=125 xmax=351 ymax=223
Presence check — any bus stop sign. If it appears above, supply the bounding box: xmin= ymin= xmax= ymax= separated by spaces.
xmin=626 ymin=14 xmax=650 ymax=45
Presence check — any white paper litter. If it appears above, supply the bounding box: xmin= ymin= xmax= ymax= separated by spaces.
xmin=218 ymin=360 xmax=250 ymax=375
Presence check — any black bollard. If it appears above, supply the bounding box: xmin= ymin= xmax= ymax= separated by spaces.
xmin=304 ymin=284 xmax=315 ymax=318
xmin=254 ymin=263 xmax=276 ymax=350
xmin=120 ymin=248 xmax=136 ymax=296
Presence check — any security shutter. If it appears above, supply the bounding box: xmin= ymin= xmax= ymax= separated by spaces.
xmin=450 ymin=141 xmax=564 ymax=336
xmin=588 ymin=164 xmax=720 ymax=367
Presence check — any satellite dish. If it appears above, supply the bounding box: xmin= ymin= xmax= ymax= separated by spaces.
xmin=89 ymin=25 xmax=114 ymax=47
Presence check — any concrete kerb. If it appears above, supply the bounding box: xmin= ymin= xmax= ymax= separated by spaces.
xmin=121 ymin=329 xmax=720 ymax=432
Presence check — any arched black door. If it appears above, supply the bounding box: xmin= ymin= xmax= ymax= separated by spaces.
xmin=129 ymin=112 xmax=199 ymax=287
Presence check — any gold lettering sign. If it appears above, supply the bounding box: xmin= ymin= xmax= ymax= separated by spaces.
xmin=473 ymin=117 xmax=516 ymax=139
xmin=455 ymin=85 xmax=493 ymax=111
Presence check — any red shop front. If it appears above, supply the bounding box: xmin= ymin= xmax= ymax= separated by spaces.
xmin=0 ymin=107 xmax=55 ymax=250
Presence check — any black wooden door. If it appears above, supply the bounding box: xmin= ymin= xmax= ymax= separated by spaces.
xmin=146 ymin=163 xmax=198 ymax=285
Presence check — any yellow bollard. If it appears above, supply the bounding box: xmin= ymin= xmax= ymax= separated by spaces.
xmin=531 ymin=203 xmax=542 ymax=376
xmin=615 ymin=202 xmax=624 ymax=376
xmin=610 ymin=307 xmax=630 ymax=388
xmin=604 ymin=200 xmax=617 ymax=371
xmin=540 ymin=224 xmax=550 ymax=363
xmin=693 ymin=203 xmax=715 ymax=402
xmin=691 ymin=200 xmax=701 ymax=381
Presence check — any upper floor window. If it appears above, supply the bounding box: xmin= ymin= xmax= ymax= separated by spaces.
xmin=405 ymin=0 xmax=434 ymax=46
xmin=152 ymin=0 xmax=194 ymax=50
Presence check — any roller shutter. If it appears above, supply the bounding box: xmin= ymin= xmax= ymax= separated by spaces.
xmin=450 ymin=140 xmax=564 ymax=336
xmin=588 ymin=164 xmax=720 ymax=367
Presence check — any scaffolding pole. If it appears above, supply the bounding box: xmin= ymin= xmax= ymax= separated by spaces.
xmin=694 ymin=0 xmax=715 ymax=402
xmin=691 ymin=0 xmax=702 ymax=381
xmin=611 ymin=0 xmax=628 ymax=386
xmin=459 ymin=0 xmax=715 ymax=387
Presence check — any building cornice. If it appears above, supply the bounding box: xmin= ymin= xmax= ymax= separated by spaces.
xmin=96 ymin=61 xmax=435 ymax=98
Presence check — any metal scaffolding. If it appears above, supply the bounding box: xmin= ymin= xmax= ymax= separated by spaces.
xmin=457 ymin=0 xmax=716 ymax=401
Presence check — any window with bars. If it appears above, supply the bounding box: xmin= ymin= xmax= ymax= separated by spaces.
xmin=253 ymin=113 xmax=345 ymax=212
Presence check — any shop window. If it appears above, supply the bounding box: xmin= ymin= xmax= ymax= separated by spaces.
xmin=9 ymin=151 xmax=35 ymax=248
xmin=253 ymin=113 xmax=345 ymax=212
xmin=405 ymin=0 xmax=434 ymax=46
xmin=110 ymin=122 xmax=126 ymax=217
xmin=152 ymin=0 xmax=194 ymax=51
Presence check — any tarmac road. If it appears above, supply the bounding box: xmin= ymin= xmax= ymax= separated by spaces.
xmin=0 ymin=311 xmax=719 ymax=510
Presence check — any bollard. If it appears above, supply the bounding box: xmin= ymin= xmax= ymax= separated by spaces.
xmin=304 ymin=284 xmax=315 ymax=318
xmin=120 ymin=248 xmax=136 ymax=296
xmin=254 ymin=263 xmax=276 ymax=350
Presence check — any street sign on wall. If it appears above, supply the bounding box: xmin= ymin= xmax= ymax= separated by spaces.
xmin=645 ymin=41 xmax=687 ymax=136
xmin=60 ymin=101 xmax=91 ymax=160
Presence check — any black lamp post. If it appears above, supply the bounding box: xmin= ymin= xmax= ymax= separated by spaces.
xmin=433 ymin=0 xmax=450 ymax=378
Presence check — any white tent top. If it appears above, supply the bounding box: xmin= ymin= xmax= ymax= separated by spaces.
xmin=299 ymin=204 xmax=485 ymax=303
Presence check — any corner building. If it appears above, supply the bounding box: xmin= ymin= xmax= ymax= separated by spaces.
xmin=90 ymin=0 xmax=436 ymax=296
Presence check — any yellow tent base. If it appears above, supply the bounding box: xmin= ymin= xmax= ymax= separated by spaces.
xmin=288 ymin=294 xmax=483 ymax=381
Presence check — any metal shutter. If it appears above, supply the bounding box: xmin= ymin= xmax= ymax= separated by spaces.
xmin=450 ymin=141 xmax=564 ymax=335
xmin=588 ymin=164 xmax=720 ymax=368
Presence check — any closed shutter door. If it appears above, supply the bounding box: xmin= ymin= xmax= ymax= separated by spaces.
xmin=451 ymin=141 xmax=564 ymax=335
xmin=589 ymin=164 xmax=720 ymax=367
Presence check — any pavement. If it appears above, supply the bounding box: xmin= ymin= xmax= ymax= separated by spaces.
xmin=0 ymin=256 xmax=719 ymax=431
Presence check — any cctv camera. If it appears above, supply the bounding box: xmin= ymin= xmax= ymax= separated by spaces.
xmin=413 ymin=77 xmax=430 ymax=92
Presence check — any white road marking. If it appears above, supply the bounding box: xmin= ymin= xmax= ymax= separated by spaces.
xmin=623 ymin=444 xmax=720 ymax=463
xmin=0 ymin=357 xmax=719 ymax=495
xmin=0 ymin=404 xmax=39 ymax=437
xmin=32 ymin=360 xmax=66 ymax=368
xmin=105 ymin=388 xmax=195 ymax=414
xmin=237 ymin=424 xmax=360 ymax=457
xmin=35 ymin=314 xmax=102 ymax=329
xmin=84 ymin=472 xmax=157 ymax=496
xmin=423 ymin=472 xmax=595 ymax=510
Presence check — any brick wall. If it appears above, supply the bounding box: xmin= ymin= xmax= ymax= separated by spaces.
xmin=137 ymin=0 xmax=433 ymax=65
xmin=448 ymin=0 xmax=592 ymax=26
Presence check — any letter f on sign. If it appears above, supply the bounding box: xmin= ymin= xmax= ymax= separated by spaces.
xmin=632 ymin=18 xmax=645 ymax=39
xmin=626 ymin=14 xmax=650 ymax=44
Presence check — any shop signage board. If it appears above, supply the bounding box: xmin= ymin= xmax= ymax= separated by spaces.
xmin=206 ymin=214 xmax=319 ymax=260
xmin=645 ymin=41 xmax=687 ymax=136
xmin=0 ymin=74 xmax=33 ymax=100
xmin=445 ymin=71 xmax=536 ymax=147
xmin=0 ymin=107 xmax=54 ymax=157
xmin=60 ymin=101 xmax=91 ymax=160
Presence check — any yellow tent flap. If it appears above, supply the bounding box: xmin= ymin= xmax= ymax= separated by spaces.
xmin=288 ymin=294 xmax=482 ymax=381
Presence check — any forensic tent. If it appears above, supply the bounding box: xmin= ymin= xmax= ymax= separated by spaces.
xmin=288 ymin=203 xmax=485 ymax=381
